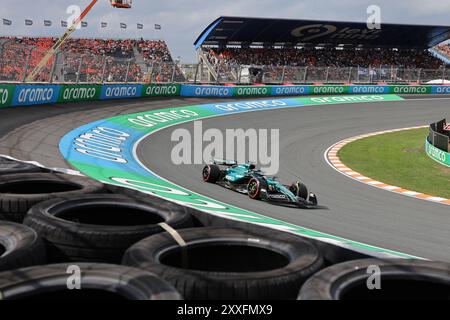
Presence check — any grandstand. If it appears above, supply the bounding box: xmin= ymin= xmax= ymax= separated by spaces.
xmin=0 ymin=37 xmax=185 ymax=83
xmin=1 ymin=17 xmax=450 ymax=85
xmin=194 ymin=17 xmax=450 ymax=84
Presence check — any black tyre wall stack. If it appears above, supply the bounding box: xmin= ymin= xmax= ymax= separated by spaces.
xmin=0 ymin=221 xmax=46 ymax=271
xmin=123 ymin=227 xmax=325 ymax=300
xmin=298 ymin=259 xmax=450 ymax=300
xmin=0 ymin=157 xmax=47 ymax=176
xmin=0 ymin=173 xmax=105 ymax=222
xmin=24 ymin=194 xmax=194 ymax=263
xmin=0 ymin=263 xmax=182 ymax=300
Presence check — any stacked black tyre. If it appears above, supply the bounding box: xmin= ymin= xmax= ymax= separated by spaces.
xmin=0 ymin=263 xmax=181 ymax=300
xmin=0 ymin=157 xmax=47 ymax=176
xmin=123 ymin=227 xmax=325 ymax=300
xmin=24 ymin=194 xmax=194 ymax=263
xmin=299 ymin=259 xmax=450 ymax=300
xmin=0 ymin=173 xmax=104 ymax=222
xmin=0 ymin=221 xmax=46 ymax=271
xmin=0 ymin=160 xmax=185 ymax=300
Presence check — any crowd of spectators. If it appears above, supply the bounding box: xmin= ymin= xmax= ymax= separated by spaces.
xmin=204 ymin=47 xmax=447 ymax=69
xmin=435 ymin=43 xmax=450 ymax=60
xmin=0 ymin=36 xmax=179 ymax=82
xmin=0 ymin=37 xmax=55 ymax=81
xmin=137 ymin=40 xmax=172 ymax=63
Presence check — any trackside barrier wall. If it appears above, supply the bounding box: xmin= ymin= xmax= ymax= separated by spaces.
xmin=426 ymin=119 xmax=450 ymax=167
xmin=426 ymin=139 xmax=450 ymax=167
xmin=1 ymin=84 xmax=450 ymax=107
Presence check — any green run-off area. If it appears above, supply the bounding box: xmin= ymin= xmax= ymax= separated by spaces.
xmin=338 ymin=128 xmax=450 ymax=199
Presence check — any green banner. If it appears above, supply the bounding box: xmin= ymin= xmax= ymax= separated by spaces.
xmin=0 ymin=84 xmax=15 ymax=108
xmin=233 ymin=86 xmax=272 ymax=97
xmin=426 ymin=139 xmax=450 ymax=167
xmin=141 ymin=84 xmax=181 ymax=97
xmin=310 ymin=85 xmax=350 ymax=95
xmin=58 ymin=84 xmax=101 ymax=103
xmin=389 ymin=85 xmax=432 ymax=95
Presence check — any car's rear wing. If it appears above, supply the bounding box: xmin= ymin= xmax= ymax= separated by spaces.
xmin=212 ymin=159 xmax=237 ymax=166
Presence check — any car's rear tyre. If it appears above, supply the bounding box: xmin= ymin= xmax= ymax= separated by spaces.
xmin=123 ymin=227 xmax=324 ymax=300
xmin=202 ymin=165 xmax=221 ymax=183
xmin=24 ymin=194 xmax=194 ymax=263
xmin=247 ymin=177 xmax=267 ymax=200
xmin=298 ymin=259 xmax=450 ymax=300
xmin=290 ymin=181 xmax=309 ymax=200
xmin=0 ymin=173 xmax=105 ymax=223
xmin=0 ymin=263 xmax=182 ymax=300
xmin=0 ymin=221 xmax=46 ymax=271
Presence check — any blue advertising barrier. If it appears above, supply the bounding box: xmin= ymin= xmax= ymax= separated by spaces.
xmin=432 ymin=86 xmax=450 ymax=94
xmin=271 ymin=86 xmax=310 ymax=96
xmin=350 ymin=85 xmax=390 ymax=94
xmin=12 ymin=85 xmax=60 ymax=106
xmin=100 ymin=84 xmax=143 ymax=100
xmin=180 ymin=85 xmax=234 ymax=97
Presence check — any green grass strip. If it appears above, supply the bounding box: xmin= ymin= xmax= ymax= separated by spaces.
xmin=338 ymin=128 xmax=450 ymax=199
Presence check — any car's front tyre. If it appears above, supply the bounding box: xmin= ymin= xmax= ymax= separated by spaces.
xmin=290 ymin=181 xmax=309 ymax=200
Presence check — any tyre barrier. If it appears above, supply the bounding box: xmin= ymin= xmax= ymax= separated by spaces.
xmin=298 ymin=259 xmax=450 ymax=300
xmin=76 ymin=185 xmax=367 ymax=265
xmin=0 ymin=221 xmax=46 ymax=272
xmin=24 ymin=194 xmax=194 ymax=263
xmin=0 ymin=164 xmax=437 ymax=301
xmin=0 ymin=263 xmax=182 ymax=300
xmin=0 ymin=157 xmax=47 ymax=176
xmin=123 ymin=227 xmax=325 ymax=300
xmin=183 ymin=203 xmax=368 ymax=266
xmin=0 ymin=173 xmax=105 ymax=223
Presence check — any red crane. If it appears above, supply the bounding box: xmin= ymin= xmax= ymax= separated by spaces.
xmin=110 ymin=0 xmax=132 ymax=9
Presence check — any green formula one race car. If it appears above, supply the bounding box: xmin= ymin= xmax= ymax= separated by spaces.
xmin=202 ymin=160 xmax=318 ymax=208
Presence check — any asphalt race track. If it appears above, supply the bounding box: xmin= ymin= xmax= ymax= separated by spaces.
xmin=137 ymin=96 xmax=450 ymax=262
xmin=0 ymin=95 xmax=449 ymax=262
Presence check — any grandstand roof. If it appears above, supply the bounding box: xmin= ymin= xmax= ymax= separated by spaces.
xmin=194 ymin=17 xmax=450 ymax=49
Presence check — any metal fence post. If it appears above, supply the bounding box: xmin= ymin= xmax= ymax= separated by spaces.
xmin=148 ymin=63 xmax=155 ymax=83
xmin=443 ymin=67 xmax=446 ymax=85
xmin=193 ymin=63 xmax=200 ymax=84
xmin=237 ymin=65 xmax=242 ymax=84
xmin=216 ymin=65 xmax=221 ymax=84
xmin=281 ymin=66 xmax=286 ymax=84
xmin=303 ymin=67 xmax=308 ymax=84
xmin=171 ymin=63 xmax=177 ymax=83
xmin=348 ymin=67 xmax=353 ymax=83
xmin=356 ymin=66 xmax=360 ymax=83
xmin=76 ymin=56 xmax=83 ymax=84
xmin=23 ymin=49 xmax=33 ymax=83
xmin=49 ymin=51 xmax=58 ymax=83
xmin=0 ymin=43 xmax=4 ymax=80
xmin=417 ymin=68 xmax=422 ymax=84
xmin=125 ymin=60 xmax=131 ymax=83
xmin=100 ymin=57 xmax=107 ymax=83
xmin=325 ymin=67 xmax=330 ymax=84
